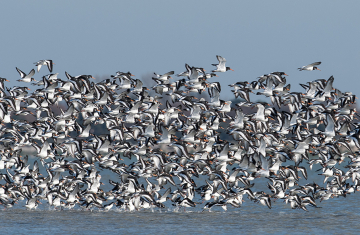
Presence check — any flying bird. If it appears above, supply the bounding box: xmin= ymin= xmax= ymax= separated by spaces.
xmin=212 ymin=55 xmax=234 ymax=72
xmin=34 ymin=60 xmax=54 ymax=73
xmin=298 ymin=62 xmax=321 ymax=71
xmin=16 ymin=67 xmax=36 ymax=82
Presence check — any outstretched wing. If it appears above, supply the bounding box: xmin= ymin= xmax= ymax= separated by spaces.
xmin=309 ymin=61 xmax=321 ymax=66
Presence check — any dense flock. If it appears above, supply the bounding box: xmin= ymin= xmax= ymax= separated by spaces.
xmin=0 ymin=57 xmax=358 ymax=212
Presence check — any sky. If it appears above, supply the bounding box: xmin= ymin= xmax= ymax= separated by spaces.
xmin=1 ymin=1 xmax=360 ymax=100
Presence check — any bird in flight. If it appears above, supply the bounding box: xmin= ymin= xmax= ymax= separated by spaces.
xmin=298 ymin=62 xmax=321 ymax=71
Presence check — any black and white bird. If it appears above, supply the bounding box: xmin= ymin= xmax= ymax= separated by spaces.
xmin=212 ymin=55 xmax=234 ymax=72
xmin=298 ymin=62 xmax=321 ymax=71
xmin=16 ymin=67 xmax=36 ymax=82
xmin=34 ymin=60 xmax=54 ymax=73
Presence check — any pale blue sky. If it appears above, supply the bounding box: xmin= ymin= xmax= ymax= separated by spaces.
xmin=1 ymin=1 xmax=360 ymax=99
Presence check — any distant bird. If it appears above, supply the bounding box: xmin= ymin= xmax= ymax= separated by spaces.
xmin=34 ymin=60 xmax=54 ymax=73
xmin=16 ymin=67 xmax=36 ymax=82
xmin=298 ymin=62 xmax=321 ymax=71
xmin=212 ymin=55 xmax=234 ymax=72
xmin=152 ymin=71 xmax=174 ymax=84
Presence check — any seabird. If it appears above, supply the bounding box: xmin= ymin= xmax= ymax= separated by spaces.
xmin=212 ymin=55 xmax=234 ymax=72
xmin=298 ymin=62 xmax=321 ymax=71
xmin=34 ymin=60 xmax=54 ymax=73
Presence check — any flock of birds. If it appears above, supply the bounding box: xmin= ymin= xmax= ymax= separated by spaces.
xmin=0 ymin=57 xmax=358 ymax=212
